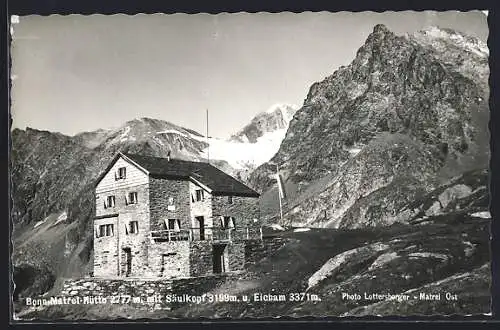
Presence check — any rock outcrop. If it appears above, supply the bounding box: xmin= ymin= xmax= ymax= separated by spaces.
xmin=249 ymin=24 xmax=489 ymax=228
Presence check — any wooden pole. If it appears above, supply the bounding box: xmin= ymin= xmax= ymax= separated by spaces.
xmin=206 ymin=109 xmax=210 ymax=163
xmin=277 ymin=164 xmax=283 ymax=222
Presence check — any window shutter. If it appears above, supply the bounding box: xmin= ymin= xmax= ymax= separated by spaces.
xmin=230 ymin=217 xmax=235 ymax=228
xmin=176 ymin=219 xmax=181 ymax=231
xmin=163 ymin=219 xmax=169 ymax=230
xmin=219 ymin=216 xmax=224 ymax=227
xmin=114 ymin=172 xmax=118 ymax=181
xmin=103 ymin=200 xmax=107 ymax=209
xmin=125 ymin=223 xmax=129 ymax=235
xmin=125 ymin=194 xmax=129 ymax=205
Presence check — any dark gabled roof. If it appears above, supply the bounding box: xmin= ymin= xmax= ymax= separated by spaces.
xmin=121 ymin=153 xmax=260 ymax=198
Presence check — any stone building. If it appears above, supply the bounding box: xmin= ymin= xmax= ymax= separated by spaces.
xmin=93 ymin=152 xmax=261 ymax=279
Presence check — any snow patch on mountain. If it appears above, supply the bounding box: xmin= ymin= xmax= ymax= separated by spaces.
xmin=266 ymin=103 xmax=298 ymax=123
xmin=156 ymin=129 xmax=190 ymax=138
xmin=198 ymin=128 xmax=288 ymax=170
xmin=118 ymin=126 xmax=131 ymax=142
xmin=418 ymin=26 xmax=488 ymax=57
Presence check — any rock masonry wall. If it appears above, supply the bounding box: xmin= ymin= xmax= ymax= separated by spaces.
xmin=58 ymin=275 xmax=228 ymax=311
xmin=245 ymin=237 xmax=288 ymax=267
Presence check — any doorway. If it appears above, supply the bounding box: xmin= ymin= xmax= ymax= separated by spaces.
xmin=195 ymin=216 xmax=205 ymax=240
xmin=212 ymin=244 xmax=228 ymax=274
xmin=122 ymin=247 xmax=132 ymax=277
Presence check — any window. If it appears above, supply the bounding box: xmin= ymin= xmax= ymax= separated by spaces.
xmin=228 ymin=196 xmax=233 ymax=204
xmin=195 ymin=189 xmax=204 ymax=202
xmin=168 ymin=197 xmax=174 ymax=205
xmin=104 ymin=196 xmax=115 ymax=209
xmin=129 ymin=221 xmax=139 ymax=234
xmin=167 ymin=219 xmax=181 ymax=231
xmin=127 ymin=192 xmax=138 ymax=205
xmin=117 ymin=167 xmax=126 ymax=180
xmin=98 ymin=224 xmax=114 ymax=237
xmin=222 ymin=216 xmax=235 ymax=229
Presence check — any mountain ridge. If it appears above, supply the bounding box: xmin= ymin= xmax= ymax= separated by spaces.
xmin=248 ymin=24 xmax=489 ymax=228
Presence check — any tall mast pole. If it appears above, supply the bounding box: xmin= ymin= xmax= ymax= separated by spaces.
xmin=277 ymin=164 xmax=283 ymax=222
xmin=206 ymin=109 xmax=210 ymax=164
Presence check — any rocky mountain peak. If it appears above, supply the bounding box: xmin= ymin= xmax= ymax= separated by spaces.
xmin=249 ymin=24 xmax=489 ymax=227
xmin=371 ymin=23 xmax=392 ymax=37
xmin=230 ymin=103 xmax=299 ymax=143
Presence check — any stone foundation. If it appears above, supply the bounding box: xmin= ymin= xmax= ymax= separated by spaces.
xmin=58 ymin=274 xmax=229 ymax=310
xmin=245 ymin=237 xmax=288 ymax=267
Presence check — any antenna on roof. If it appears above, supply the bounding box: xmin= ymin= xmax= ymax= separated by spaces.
xmin=206 ymin=108 xmax=210 ymax=164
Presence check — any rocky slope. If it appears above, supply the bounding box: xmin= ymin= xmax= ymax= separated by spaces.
xmin=176 ymin=168 xmax=490 ymax=318
xmin=249 ymin=24 xmax=489 ymax=227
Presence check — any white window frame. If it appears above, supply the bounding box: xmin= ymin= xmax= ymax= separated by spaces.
xmin=105 ymin=195 xmax=115 ymax=209
xmin=127 ymin=192 xmax=138 ymax=205
xmin=195 ymin=189 xmax=205 ymax=202
xmin=166 ymin=219 xmax=181 ymax=232
xmin=98 ymin=224 xmax=114 ymax=237
xmin=129 ymin=221 xmax=139 ymax=234
xmin=117 ymin=167 xmax=126 ymax=180
xmin=222 ymin=216 xmax=235 ymax=229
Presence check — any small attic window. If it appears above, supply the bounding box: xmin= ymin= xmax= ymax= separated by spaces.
xmin=228 ymin=196 xmax=233 ymax=204
xmin=195 ymin=189 xmax=205 ymax=202
xmin=116 ymin=167 xmax=126 ymax=180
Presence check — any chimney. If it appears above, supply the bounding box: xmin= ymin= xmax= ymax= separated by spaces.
xmin=167 ymin=151 xmax=171 ymax=161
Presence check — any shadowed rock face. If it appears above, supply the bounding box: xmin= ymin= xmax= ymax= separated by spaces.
xmin=248 ymin=24 xmax=489 ymax=228
xmin=13 ymin=264 xmax=56 ymax=301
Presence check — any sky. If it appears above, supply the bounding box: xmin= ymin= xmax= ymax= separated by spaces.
xmin=10 ymin=11 xmax=488 ymax=139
